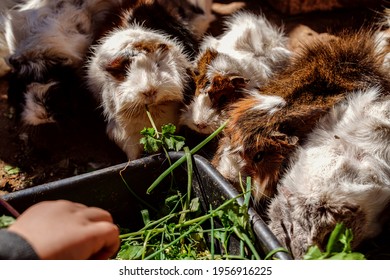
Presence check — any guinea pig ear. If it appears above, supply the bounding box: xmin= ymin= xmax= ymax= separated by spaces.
xmin=270 ymin=131 xmax=299 ymax=147
xmin=157 ymin=43 xmax=169 ymax=53
xmin=105 ymin=56 xmax=130 ymax=81
xmin=208 ymin=74 xmax=248 ymax=104
xmin=229 ymin=75 xmax=250 ymax=89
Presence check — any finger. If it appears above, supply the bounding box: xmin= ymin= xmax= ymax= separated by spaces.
xmin=80 ymin=207 xmax=114 ymax=223
xmin=87 ymin=223 xmax=120 ymax=260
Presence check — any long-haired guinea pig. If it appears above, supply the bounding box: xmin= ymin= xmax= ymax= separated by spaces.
xmin=212 ymin=29 xmax=390 ymax=203
xmin=268 ymin=88 xmax=390 ymax=259
xmin=0 ymin=0 xmax=22 ymax=77
xmin=13 ymin=65 xmax=94 ymax=126
xmin=5 ymin=0 xmax=122 ymax=124
xmin=180 ymin=11 xmax=291 ymax=135
xmin=87 ymin=0 xmax=200 ymax=160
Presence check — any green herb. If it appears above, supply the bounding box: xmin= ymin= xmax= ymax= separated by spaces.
xmin=0 ymin=215 xmax=15 ymax=228
xmin=146 ymin=121 xmax=227 ymax=194
xmin=303 ymin=223 xmax=366 ymax=260
xmin=116 ymin=191 xmax=259 ymax=260
xmin=140 ymin=124 xmax=185 ymax=154
xmin=140 ymin=107 xmax=185 ymax=155
xmin=119 ymin=113 xmax=260 ymax=260
xmin=4 ymin=165 xmax=21 ymax=175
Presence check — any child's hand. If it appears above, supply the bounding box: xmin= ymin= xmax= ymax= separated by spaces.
xmin=8 ymin=200 xmax=120 ymax=260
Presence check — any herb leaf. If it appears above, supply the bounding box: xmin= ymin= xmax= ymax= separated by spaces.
xmin=140 ymin=127 xmax=161 ymax=153
xmin=140 ymin=124 xmax=185 ymax=154
xmin=0 ymin=215 xmax=15 ymax=228
xmin=303 ymin=223 xmax=366 ymax=260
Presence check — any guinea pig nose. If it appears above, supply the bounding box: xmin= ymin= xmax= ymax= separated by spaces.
xmin=196 ymin=123 xmax=207 ymax=130
xmin=142 ymin=89 xmax=157 ymax=98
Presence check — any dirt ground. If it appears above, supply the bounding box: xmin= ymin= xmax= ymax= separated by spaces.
xmin=0 ymin=0 xmax=386 ymax=195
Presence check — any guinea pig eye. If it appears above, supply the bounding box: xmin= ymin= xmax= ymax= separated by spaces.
xmin=253 ymin=151 xmax=265 ymax=163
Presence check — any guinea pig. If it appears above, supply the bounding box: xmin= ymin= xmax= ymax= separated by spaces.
xmin=176 ymin=0 xmax=215 ymax=40
xmin=267 ymin=87 xmax=390 ymax=259
xmin=0 ymin=0 xmax=21 ymax=77
xmin=5 ymin=0 xmax=122 ymax=124
xmin=87 ymin=0 xmax=199 ymax=160
xmin=180 ymin=11 xmax=291 ymax=135
xmin=212 ymin=29 xmax=390 ymax=203
xmin=17 ymin=65 xmax=94 ymax=126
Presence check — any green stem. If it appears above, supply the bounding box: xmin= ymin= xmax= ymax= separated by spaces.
xmin=179 ymin=147 xmax=193 ymax=224
xmin=264 ymin=247 xmax=290 ymax=260
xmin=145 ymin=106 xmax=159 ymax=138
xmin=239 ymin=230 xmax=261 ymax=260
xmin=209 ymin=204 xmax=215 ymax=260
xmin=144 ymin=214 xmax=210 ymax=260
xmin=143 ymin=193 xmax=244 ymax=260
xmin=145 ymin=105 xmax=174 ymax=180
xmin=141 ymin=230 xmax=152 ymax=260
xmin=147 ymin=121 xmax=227 ymax=194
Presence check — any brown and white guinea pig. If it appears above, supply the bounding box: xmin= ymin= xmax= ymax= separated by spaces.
xmin=268 ymin=87 xmax=390 ymax=259
xmin=4 ymin=0 xmax=123 ymax=124
xmin=86 ymin=0 xmax=211 ymax=160
xmin=212 ymin=29 xmax=390 ymax=204
xmin=180 ymin=11 xmax=291 ymax=135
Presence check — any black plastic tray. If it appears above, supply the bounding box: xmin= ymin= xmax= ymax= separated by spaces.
xmin=1 ymin=152 xmax=292 ymax=260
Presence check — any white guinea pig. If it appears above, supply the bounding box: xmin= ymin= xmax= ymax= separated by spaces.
xmin=87 ymin=1 xmax=198 ymax=160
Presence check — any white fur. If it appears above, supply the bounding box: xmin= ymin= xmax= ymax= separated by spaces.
xmin=181 ymin=11 xmax=290 ymax=134
xmin=0 ymin=0 xmax=21 ymax=77
xmin=205 ymin=11 xmax=291 ymax=79
xmin=4 ymin=0 xmax=122 ymax=125
xmin=268 ymin=87 xmax=390 ymax=258
xmin=4 ymin=0 xmax=121 ymax=77
xmin=374 ymin=29 xmax=390 ymax=71
xmin=180 ymin=92 xmax=221 ymax=134
xmin=87 ymin=24 xmax=192 ymax=159
xmin=214 ymin=137 xmax=245 ymax=182
xmin=251 ymin=93 xmax=286 ymax=114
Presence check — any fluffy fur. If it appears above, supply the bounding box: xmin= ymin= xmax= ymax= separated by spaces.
xmin=0 ymin=0 xmax=22 ymax=77
xmin=374 ymin=8 xmax=390 ymax=71
xmin=87 ymin=0 xmax=203 ymax=159
xmin=212 ymin=29 xmax=390 ymax=202
xmin=180 ymin=11 xmax=291 ymax=135
xmin=268 ymin=88 xmax=390 ymax=259
xmin=5 ymin=0 xmax=123 ymax=124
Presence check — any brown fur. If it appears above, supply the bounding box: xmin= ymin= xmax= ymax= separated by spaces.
xmin=193 ymin=48 xmax=248 ymax=109
xmin=213 ymin=29 xmax=390 ymax=202
xmin=193 ymin=48 xmax=217 ymax=95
